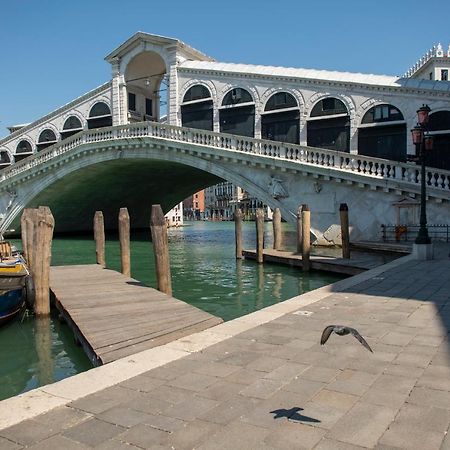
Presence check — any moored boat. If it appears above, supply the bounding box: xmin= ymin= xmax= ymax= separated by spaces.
xmin=0 ymin=242 xmax=31 ymax=325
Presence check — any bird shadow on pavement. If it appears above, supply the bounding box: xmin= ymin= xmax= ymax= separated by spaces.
xmin=270 ymin=407 xmax=321 ymax=423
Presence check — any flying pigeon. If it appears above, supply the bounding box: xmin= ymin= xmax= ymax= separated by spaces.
xmin=320 ymin=325 xmax=373 ymax=352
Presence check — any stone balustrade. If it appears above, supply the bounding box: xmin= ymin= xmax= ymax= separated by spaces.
xmin=2 ymin=121 xmax=450 ymax=199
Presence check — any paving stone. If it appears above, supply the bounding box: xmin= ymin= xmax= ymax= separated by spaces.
xmin=168 ymin=372 xmax=218 ymax=391
xmin=119 ymin=374 xmax=166 ymax=392
xmin=224 ymin=367 xmax=265 ymax=385
xmin=97 ymin=406 xmax=155 ymax=428
xmin=163 ymin=395 xmax=219 ymax=422
xmin=263 ymin=362 xmax=310 ymax=381
xmin=197 ymin=421 xmax=271 ymax=450
xmin=197 ymin=379 xmax=244 ymax=401
xmin=199 ymin=395 xmax=260 ymax=425
xmin=379 ymin=421 xmax=444 ymax=450
xmin=326 ymin=402 xmax=396 ymax=448
xmin=394 ymin=403 xmax=450 ymax=432
xmin=0 ymin=437 xmax=23 ymax=450
xmin=95 ymin=439 xmax=142 ymax=450
xmin=217 ymin=350 xmax=262 ymax=366
xmin=115 ymin=423 xmax=169 ymax=448
xmin=63 ymin=418 xmax=126 ymax=447
xmin=408 ymin=387 xmax=450 ymax=410
xmin=394 ymin=351 xmax=434 ymax=368
xmin=380 ymin=331 xmax=415 ymax=346
xmin=283 ymin=377 xmax=325 ymax=400
xmin=69 ymin=386 xmax=141 ymax=414
xmin=239 ymin=378 xmax=285 ymax=399
xmin=26 ymin=435 xmax=88 ymax=450
xmin=246 ymin=355 xmax=289 ymax=372
xmin=141 ymin=413 xmax=186 ymax=433
xmin=361 ymin=374 xmax=416 ymax=409
xmin=382 ymin=363 xmax=424 ymax=379
xmin=34 ymin=406 xmax=92 ymax=431
xmin=310 ymin=389 xmax=359 ymax=412
xmin=166 ymin=419 xmax=221 ymax=450
xmin=0 ymin=419 xmax=58 ymax=446
xmin=264 ymin=420 xmax=326 ymax=449
xmin=314 ymin=438 xmax=367 ymax=450
xmin=143 ymin=384 xmax=193 ymax=404
xmin=193 ymin=361 xmax=241 ymax=378
xmin=121 ymin=391 xmax=173 ymax=415
xmin=327 ymin=369 xmax=378 ymax=396
xmin=298 ymin=366 xmax=341 ymax=383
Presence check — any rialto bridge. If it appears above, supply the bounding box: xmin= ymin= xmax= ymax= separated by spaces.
xmin=0 ymin=33 xmax=449 ymax=243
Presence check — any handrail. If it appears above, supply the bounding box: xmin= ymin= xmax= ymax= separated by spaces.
xmin=2 ymin=121 xmax=450 ymax=196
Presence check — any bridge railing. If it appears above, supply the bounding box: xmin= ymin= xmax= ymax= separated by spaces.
xmin=2 ymin=121 xmax=450 ymax=196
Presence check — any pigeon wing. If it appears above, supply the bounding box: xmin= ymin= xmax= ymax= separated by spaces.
xmin=320 ymin=325 xmax=335 ymax=345
xmin=349 ymin=328 xmax=373 ymax=352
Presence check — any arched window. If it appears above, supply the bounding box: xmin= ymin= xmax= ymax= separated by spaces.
xmin=181 ymin=85 xmax=213 ymax=131
xmin=358 ymin=104 xmax=406 ymax=162
xmin=37 ymin=129 xmax=57 ymax=152
xmin=307 ymin=98 xmax=350 ymax=152
xmin=0 ymin=151 xmax=11 ymax=168
xmin=87 ymin=102 xmax=112 ymax=129
xmin=262 ymin=92 xmax=300 ymax=144
xmin=15 ymin=140 xmax=33 ymax=162
xmin=61 ymin=116 xmax=83 ymax=140
xmin=427 ymin=110 xmax=450 ymax=170
xmin=220 ymin=88 xmax=255 ymax=137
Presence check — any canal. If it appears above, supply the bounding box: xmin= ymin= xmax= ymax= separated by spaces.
xmin=0 ymin=221 xmax=344 ymax=401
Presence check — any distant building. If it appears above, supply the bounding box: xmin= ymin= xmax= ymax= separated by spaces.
xmin=183 ymin=190 xmax=205 ymax=220
xmin=204 ymin=181 xmax=272 ymax=221
xmin=165 ymin=202 xmax=183 ymax=227
xmin=404 ymin=43 xmax=450 ymax=81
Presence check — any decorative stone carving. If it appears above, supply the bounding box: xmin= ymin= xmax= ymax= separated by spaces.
xmin=269 ymin=176 xmax=288 ymax=199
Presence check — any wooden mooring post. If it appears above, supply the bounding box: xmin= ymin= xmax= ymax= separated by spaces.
xmin=150 ymin=204 xmax=172 ymax=295
xmin=93 ymin=211 xmax=105 ymax=268
xmin=22 ymin=206 xmax=54 ymax=316
xmin=301 ymin=204 xmax=311 ymax=272
xmin=256 ymin=208 xmax=265 ymax=264
xmin=273 ymin=207 xmax=282 ymax=251
xmin=118 ymin=207 xmax=131 ymax=276
xmin=296 ymin=205 xmax=302 ymax=254
xmin=234 ymin=208 xmax=243 ymax=259
xmin=340 ymin=203 xmax=351 ymax=259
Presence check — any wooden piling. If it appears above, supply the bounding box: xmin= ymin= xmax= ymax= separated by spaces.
xmin=340 ymin=203 xmax=351 ymax=259
xmin=296 ymin=205 xmax=302 ymax=254
xmin=273 ymin=207 xmax=282 ymax=250
xmin=20 ymin=208 xmax=35 ymax=264
xmin=118 ymin=208 xmax=131 ymax=276
xmin=234 ymin=208 xmax=243 ymax=259
xmin=301 ymin=204 xmax=311 ymax=272
xmin=33 ymin=206 xmax=54 ymax=316
xmin=256 ymin=208 xmax=265 ymax=264
xmin=150 ymin=204 xmax=172 ymax=296
xmin=93 ymin=211 xmax=105 ymax=268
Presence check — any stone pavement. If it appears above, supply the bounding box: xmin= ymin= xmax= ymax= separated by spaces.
xmin=1 ymin=246 xmax=450 ymax=449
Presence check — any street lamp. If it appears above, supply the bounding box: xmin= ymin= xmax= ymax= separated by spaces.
xmin=410 ymin=104 xmax=433 ymax=246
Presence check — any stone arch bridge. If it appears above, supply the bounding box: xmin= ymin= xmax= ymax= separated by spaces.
xmin=1 ymin=122 xmax=449 ymax=244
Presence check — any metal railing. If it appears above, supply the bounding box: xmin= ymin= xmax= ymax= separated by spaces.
xmin=381 ymin=224 xmax=450 ymax=242
xmin=2 ymin=121 xmax=450 ymax=199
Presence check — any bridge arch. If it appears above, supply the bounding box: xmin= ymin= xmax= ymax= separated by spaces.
xmin=61 ymin=114 xmax=84 ymax=140
xmin=14 ymin=138 xmax=34 ymax=162
xmin=357 ymin=103 xmax=406 ymax=162
xmin=306 ymin=96 xmax=351 ymax=152
xmin=87 ymin=101 xmax=112 ymax=129
xmin=219 ymin=87 xmax=256 ymax=137
xmin=180 ymin=84 xmax=214 ymax=131
xmin=0 ymin=149 xmax=12 ymax=169
xmin=261 ymin=91 xmax=301 ymax=144
xmin=36 ymin=127 xmax=58 ymax=152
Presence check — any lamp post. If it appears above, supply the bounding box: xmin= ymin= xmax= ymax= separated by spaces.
xmin=410 ymin=104 xmax=433 ymax=247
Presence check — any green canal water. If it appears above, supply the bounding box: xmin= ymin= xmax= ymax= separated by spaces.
xmin=0 ymin=221 xmax=344 ymax=401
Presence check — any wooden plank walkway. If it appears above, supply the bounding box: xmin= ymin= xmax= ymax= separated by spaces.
xmin=242 ymin=249 xmax=397 ymax=275
xmin=50 ymin=265 xmax=223 ymax=366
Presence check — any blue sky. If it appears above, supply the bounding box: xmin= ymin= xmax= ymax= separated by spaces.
xmin=1 ymin=0 xmax=449 ymax=138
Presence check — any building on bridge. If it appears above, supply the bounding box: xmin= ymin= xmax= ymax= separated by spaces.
xmin=1 ymin=33 xmax=449 ymax=172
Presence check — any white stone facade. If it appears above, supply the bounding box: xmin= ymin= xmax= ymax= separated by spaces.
xmin=165 ymin=202 xmax=183 ymax=227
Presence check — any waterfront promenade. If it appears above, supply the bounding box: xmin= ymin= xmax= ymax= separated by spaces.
xmin=1 ymin=246 xmax=450 ymax=449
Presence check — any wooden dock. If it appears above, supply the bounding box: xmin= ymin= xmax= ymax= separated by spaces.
xmin=242 ymin=249 xmax=396 ymax=275
xmin=50 ymin=265 xmax=223 ymax=366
